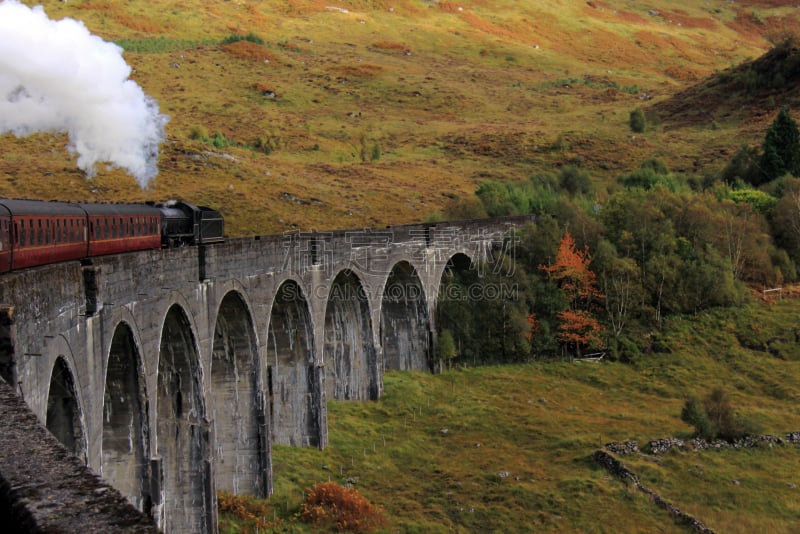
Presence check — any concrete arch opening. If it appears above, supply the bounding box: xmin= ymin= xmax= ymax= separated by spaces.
xmin=267 ymin=280 xmax=317 ymax=447
xmin=210 ymin=291 xmax=266 ymax=496
xmin=46 ymin=356 xmax=86 ymax=462
xmin=157 ymin=304 xmax=211 ymax=533
xmin=435 ymin=253 xmax=478 ymax=370
xmin=102 ymin=322 xmax=150 ymax=513
xmin=324 ymin=270 xmax=377 ymax=401
xmin=381 ymin=261 xmax=431 ymax=372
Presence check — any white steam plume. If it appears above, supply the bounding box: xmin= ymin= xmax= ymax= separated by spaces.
xmin=0 ymin=0 xmax=168 ymax=187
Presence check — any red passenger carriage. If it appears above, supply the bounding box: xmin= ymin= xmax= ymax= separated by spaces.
xmin=0 ymin=199 xmax=163 ymax=273
xmin=0 ymin=199 xmax=89 ymax=271
xmin=79 ymin=203 xmax=161 ymax=257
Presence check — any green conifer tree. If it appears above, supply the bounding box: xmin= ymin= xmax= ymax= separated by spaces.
xmin=758 ymin=107 xmax=800 ymax=182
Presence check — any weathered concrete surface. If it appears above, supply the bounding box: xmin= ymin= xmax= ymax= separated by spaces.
xmin=0 ymin=215 xmax=533 ymax=532
xmin=324 ymin=270 xmax=376 ymax=401
xmin=0 ymin=379 xmax=159 ymax=533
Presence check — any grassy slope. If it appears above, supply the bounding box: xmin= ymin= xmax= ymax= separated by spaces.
xmin=263 ymin=298 xmax=800 ymax=533
xmin=3 ymin=1 xmax=800 ymax=234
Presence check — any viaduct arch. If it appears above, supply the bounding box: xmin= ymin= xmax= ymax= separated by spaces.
xmin=0 ymin=215 xmax=532 ymax=532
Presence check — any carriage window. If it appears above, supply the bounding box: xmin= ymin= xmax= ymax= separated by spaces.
xmin=28 ymin=220 xmax=33 ymax=246
xmin=37 ymin=220 xmax=42 ymax=245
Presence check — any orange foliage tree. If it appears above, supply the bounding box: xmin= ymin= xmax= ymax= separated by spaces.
xmin=540 ymin=230 xmax=605 ymax=356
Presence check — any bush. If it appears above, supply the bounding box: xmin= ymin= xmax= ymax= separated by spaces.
xmin=558 ymin=166 xmax=592 ymax=196
xmin=640 ymin=157 xmax=669 ymax=175
xmin=680 ymin=387 xmax=762 ymax=441
xmin=221 ymin=32 xmax=265 ymax=46
xmin=188 ymin=125 xmax=208 ymax=141
xmin=217 ymin=491 xmax=278 ymax=532
xmin=301 ymin=482 xmax=388 ymax=533
xmin=629 ymin=107 xmax=646 ymax=133
xmin=681 ymin=395 xmax=715 ymax=440
xmin=609 ymin=336 xmax=641 ymax=364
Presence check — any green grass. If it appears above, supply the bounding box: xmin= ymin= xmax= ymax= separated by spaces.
xmin=232 ymin=298 xmax=800 ymax=533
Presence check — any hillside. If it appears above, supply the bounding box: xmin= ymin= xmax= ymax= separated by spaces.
xmin=238 ymin=299 xmax=800 ymax=533
xmin=2 ymin=0 xmax=800 ymax=234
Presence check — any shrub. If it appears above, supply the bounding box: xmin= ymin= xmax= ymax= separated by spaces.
xmin=558 ymin=166 xmax=592 ymax=197
xmin=217 ymin=491 xmax=278 ymax=532
xmin=188 ymin=125 xmax=208 ymax=141
xmin=681 ymin=395 xmax=716 ymax=440
xmin=640 ymin=157 xmax=669 ymax=175
xmin=370 ymin=143 xmax=382 ymax=161
xmin=221 ymin=32 xmax=265 ymax=46
xmin=629 ymin=107 xmax=646 ymax=133
xmin=680 ymin=388 xmax=762 ymax=441
xmin=301 ymin=482 xmax=388 ymax=533
xmin=728 ymin=188 xmax=778 ymax=214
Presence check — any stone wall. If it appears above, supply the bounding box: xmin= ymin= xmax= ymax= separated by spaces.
xmin=0 ymin=378 xmax=159 ymax=533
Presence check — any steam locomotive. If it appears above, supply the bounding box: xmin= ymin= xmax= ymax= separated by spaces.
xmin=0 ymin=198 xmax=224 ymax=273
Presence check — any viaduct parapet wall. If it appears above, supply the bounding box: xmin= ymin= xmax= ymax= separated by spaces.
xmin=0 ymin=215 xmax=532 ymax=533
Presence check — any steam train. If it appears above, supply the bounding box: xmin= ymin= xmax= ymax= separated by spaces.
xmin=0 ymin=198 xmax=224 ymax=273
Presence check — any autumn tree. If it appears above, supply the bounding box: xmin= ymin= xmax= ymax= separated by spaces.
xmin=540 ymin=231 xmax=605 ymax=357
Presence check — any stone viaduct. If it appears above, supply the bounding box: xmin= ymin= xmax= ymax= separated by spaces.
xmin=0 ymin=215 xmax=531 ymax=533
